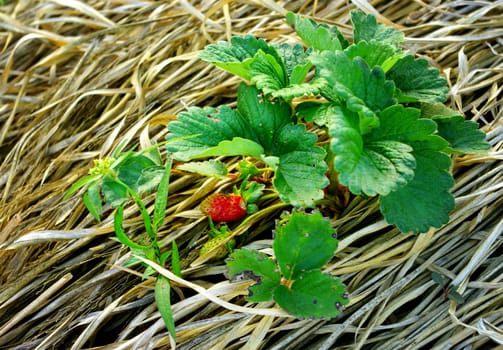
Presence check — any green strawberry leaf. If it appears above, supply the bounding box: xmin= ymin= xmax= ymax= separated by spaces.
xmin=295 ymin=101 xmax=332 ymax=125
xmin=447 ymin=289 xmax=465 ymax=304
xmin=272 ymin=124 xmax=328 ymax=207
xmin=351 ymin=10 xmax=404 ymax=47
xmin=250 ymin=50 xmax=288 ymax=96
xmin=166 ymin=105 xmax=255 ymax=161
xmin=274 ymin=270 xmax=348 ymax=319
xmin=431 ymin=271 xmax=447 ymax=287
xmin=387 ymin=55 xmax=449 ymax=103
xmin=226 ymin=249 xmax=281 ymax=302
xmin=177 ymin=160 xmax=228 ymax=179
xmin=273 ymin=211 xmax=338 ymax=280
xmin=240 ymin=181 xmax=265 ymax=204
xmin=273 ymin=43 xmax=313 ymax=85
xmin=271 ymin=79 xmax=327 ymax=100
xmin=419 ymin=103 xmax=489 ymax=154
xmin=199 ymin=35 xmax=280 ymax=80
xmin=329 ymin=106 xmax=418 ymax=196
xmin=432 ymin=115 xmax=490 ymax=154
xmin=194 ymin=137 xmax=264 ymax=158
xmin=286 ymin=12 xmax=348 ymax=51
xmin=344 ymin=40 xmax=403 ymax=72
xmin=167 ymin=84 xmax=328 ymax=206
xmin=116 ymin=154 xmax=158 ymax=192
xmin=311 ymin=51 xmax=396 ymax=133
xmin=379 ymin=137 xmax=454 ymax=234
xmin=236 ymin=83 xmax=292 ymax=154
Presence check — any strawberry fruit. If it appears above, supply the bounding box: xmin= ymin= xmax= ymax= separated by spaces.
xmin=201 ymin=193 xmax=247 ymax=222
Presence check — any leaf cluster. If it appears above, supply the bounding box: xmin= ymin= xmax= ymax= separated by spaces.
xmin=227 ymin=210 xmax=348 ymax=319
xmin=167 ymin=10 xmax=490 ymax=233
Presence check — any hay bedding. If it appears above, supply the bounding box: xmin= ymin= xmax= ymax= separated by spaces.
xmin=0 ymin=0 xmax=501 ymax=349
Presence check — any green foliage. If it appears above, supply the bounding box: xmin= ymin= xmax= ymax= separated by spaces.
xmin=227 ymin=211 xmax=348 ymax=318
xmin=169 ymin=9 xmax=489 ymax=233
xmin=432 ymin=115 xmax=491 ymax=154
xmin=167 ymin=83 xmax=327 ymax=207
xmin=199 ymin=33 xmax=322 ymax=99
xmin=350 ymin=11 xmax=404 ymax=46
xmin=286 ymin=12 xmax=347 ymax=51
xmin=387 ymin=55 xmax=449 ymax=103
xmin=310 ymin=51 xmax=396 ymax=133
xmin=66 ymin=9 xmax=489 ymax=325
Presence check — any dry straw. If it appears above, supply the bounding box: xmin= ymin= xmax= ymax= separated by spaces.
xmin=0 ymin=0 xmax=502 ymax=349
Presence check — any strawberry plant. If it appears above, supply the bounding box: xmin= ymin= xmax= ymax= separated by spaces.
xmin=167 ymin=10 xmax=489 ymax=234
xmin=65 ymin=10 xmax=490 ymax=327
xmin=227 ymin=210 xmax=349 ymax=319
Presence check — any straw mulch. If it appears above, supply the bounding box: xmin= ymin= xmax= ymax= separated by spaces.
xmin=0 ymin=0 xmax=502 ymax=349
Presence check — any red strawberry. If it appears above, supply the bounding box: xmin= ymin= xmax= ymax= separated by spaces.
xmin=201 ymin=194 xmax=247 ymax=222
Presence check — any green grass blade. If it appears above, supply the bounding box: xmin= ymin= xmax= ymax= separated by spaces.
xmin=155 ymin=275 xmax=176 ymax=341
xmin=153 ymin=156 xmax=173 ymax=231
xmin=114 ymin=205 xmax=148 ymax=251
xmin=63 ymin=174 xmax=100 ymax=200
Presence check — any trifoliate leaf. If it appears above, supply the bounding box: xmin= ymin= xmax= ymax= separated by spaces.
xmin=177 ymin=160 xmax=228 ymax=179
xmin=273 ymin=211 xmax=338 ymax=280
xmin=380 ymin=137 xmax=454 ymax=234
xmin=311 ymin=51 xmax=396 ymax=133
xmin=432 ymin=115 xmax=490 ymax=154
xmin=167 ymin=84 xmax=327 ymax=206
xmin=226 ymin=249 xmax=281 ymax=302
xmin=286 ymin=12 xmax=347 ymax=52
xmin=272 ymin=124 xmax=328 ymax=207
xmin=344 ymin=40 xmax=403 ymax=72
xmin=351 ymin=10 xmax=404 ymax=47
xmin=273 ymin=270 xmax=348 ymax=319
xmin=166 ymin=105 xmax=254 ymax=161
xmin=273 ymin=43 xmax=312 ymax=85
xmin=199 ymin=35 xmax=280 ymax=80
xmin=237 ymin=83 xmax=292 ymax=154
xmin=329 ymin=106 xmax=416 ymax=196
xmin=387 ymin=55 xmax=448 ymax=103
xmin=250 ymin=50 xmax=288 ymax=96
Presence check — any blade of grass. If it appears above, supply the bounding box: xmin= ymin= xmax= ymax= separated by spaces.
xmin=114 ymin=205 xmax=149 ymax=251
xmin=153 ymin=156 xmax=173 ymax=231
xmin=155 ymin=275 xmax=176 ymax=341
xmin=63 ymin=174 xmax=100 ymax=200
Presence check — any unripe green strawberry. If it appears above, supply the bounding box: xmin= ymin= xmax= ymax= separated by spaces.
xmin=201 ymin=193 xmax=247 ymax=222
xmin=199 ymin=234 xmax=235 ymax=259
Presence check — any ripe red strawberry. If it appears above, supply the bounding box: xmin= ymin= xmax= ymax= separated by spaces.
xmin=201 ymin=193 xmax=247 ymax=222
